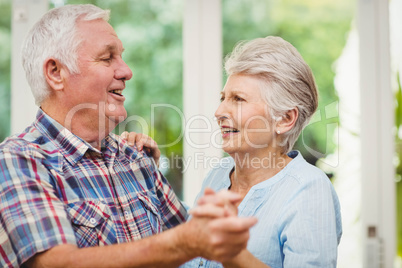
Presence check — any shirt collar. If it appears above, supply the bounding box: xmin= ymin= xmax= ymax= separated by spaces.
xmin=236 ymin=151 xmax=303 ymax=216
xmin=33 ymin=109 xmax=105 ymax=166
xmin=223 ymin=150 xmax=303 ymax=195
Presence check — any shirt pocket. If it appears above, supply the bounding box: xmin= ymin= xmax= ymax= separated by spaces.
xmin=67 ymin=200 xmax=116 ymax=247
xmin=136 ymin=192 xmax=162 ymax=235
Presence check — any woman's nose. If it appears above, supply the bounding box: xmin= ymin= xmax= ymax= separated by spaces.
xmin=214 ymin=102 xmax=230 ymax=123
xmin=215 ymin=100 xmax=226 ymax=118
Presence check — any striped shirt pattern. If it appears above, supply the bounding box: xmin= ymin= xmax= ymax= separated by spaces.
xmin=0 ymin=109 xmax=187 ymax=268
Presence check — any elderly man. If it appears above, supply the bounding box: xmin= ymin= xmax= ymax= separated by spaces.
xmin=0 ymin=4 xmax=256 ymax=268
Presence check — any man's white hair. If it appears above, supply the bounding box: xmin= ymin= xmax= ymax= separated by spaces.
xmin=21 ymin=4 xmax=110 ymax=106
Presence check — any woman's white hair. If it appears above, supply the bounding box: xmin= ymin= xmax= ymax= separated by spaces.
xmin=21 ymin=4 xmax=110 ymax=106
xmin=224 ymin=36 xmax=318 ymax=153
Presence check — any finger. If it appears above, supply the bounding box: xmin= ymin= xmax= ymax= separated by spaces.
xmin=140 ymin=136 xmax=158 ymax=150
xmin=139 ymin=136 xmax=152 ymax=151
xmin=209 ymin=216 xmax=258 ymax=232
xmin=197 ymin=188 xmax=237 ymax=217
xmin=140 ymin=137 xmax=161 ymax=165
xmin=203 ymin=187 xmax=216 ymax=196
xmin=223 ymin=202 xmax=237 ymax=217
xmin=120 ymin=131 xmax=128 ymax=140
xmin=209 ymin=231 xmax=250 ymax=252
xmin=197 ymin=195 xmax=225 ymax=206
xmin=139 ymin=134 xmax=148 ymax=143
xmin=139 ymin=135 xmax=150 ymax=145
xmin=197 ymin=190 xmax=242 ymax=206
xmin=152 ymin=149 xmax=161 ymax=166
xmin=128 ymin=132 xmax=140 ymax=147
xmin=189 ymin=203 xmax=227 ymax=218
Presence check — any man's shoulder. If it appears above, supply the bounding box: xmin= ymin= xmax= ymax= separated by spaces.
xmin=0 ymin=125 xmax=58 ymax=159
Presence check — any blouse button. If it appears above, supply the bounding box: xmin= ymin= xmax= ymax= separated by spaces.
xmin=89 ymin=218 xmax=97 ymax=225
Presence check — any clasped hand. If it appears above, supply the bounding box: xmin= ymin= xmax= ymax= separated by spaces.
xmin=187 ymin=188 xmax=257 ymax=262
xmin=120 ymin=131 xmax=257 ymax=262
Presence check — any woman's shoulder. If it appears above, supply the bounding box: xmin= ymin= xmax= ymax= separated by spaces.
xmin=286 ymin=151 xmax=332 ymax=187
xmin=281 ymin=152 xmax=341 ymax=217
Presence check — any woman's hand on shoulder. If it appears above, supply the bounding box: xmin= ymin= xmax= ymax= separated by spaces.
xmin=120 ymin=131 xmax=161 ymax=166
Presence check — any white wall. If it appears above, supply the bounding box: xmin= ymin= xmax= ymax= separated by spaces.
xmin=358 ymin=0 xmax=396 ymax=267
xmin=182 ymin=0 xmax=222 ymax=206
xmin=11 ymin=0 xmax=48 ymax=134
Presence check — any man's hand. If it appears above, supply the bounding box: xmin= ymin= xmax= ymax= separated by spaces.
xmin=23 ymin=189 xmax=257 ymax=268
xmin=182 ymin=214 xmax=257 ymax=262
xmin=186 ymin=189 xmax=268 ymax=268
xmin=120 ymin=131 xmax=161 ymax=166
xmin=181 ymin=189 xmax=257 ymax=262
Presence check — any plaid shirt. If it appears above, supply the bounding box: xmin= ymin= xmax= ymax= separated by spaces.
xmin=0 ymin=109 xmax=187 ymax=268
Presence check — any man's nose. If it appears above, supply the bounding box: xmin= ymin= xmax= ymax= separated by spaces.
xmin=115 ymin=57 xmax=133 ymax=81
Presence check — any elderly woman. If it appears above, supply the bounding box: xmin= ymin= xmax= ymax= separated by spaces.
xmin=127 ymin=36 xmax=342 ymax=268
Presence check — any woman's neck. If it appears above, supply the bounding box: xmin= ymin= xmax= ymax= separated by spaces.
xmin=229 ymin=148 xmax=292 ymax=198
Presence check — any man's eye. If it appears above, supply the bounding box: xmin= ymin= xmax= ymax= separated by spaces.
xmin=234 ymin=96 xmax=244 ymax=102
xmin=220 ymin=96 xmax=225 ymax=102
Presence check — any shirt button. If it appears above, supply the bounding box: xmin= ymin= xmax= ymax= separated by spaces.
xmin=89 ymin=218 xmax=97 ymax=225
xmin=125 ymin=211 xmax=130 ymax=219
xmin=200 ymin=260 xmax=204 ymax=266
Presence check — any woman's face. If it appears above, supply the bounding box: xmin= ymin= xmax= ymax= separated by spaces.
xmin=215 ymin=74 xmax=276 ymax=155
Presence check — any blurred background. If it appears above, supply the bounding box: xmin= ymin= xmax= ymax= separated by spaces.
xmin=0 ymin=0 xmax=401 ymax=267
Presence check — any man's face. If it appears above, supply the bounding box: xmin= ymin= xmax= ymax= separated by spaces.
xmin=62 ymin=19 xmax=133 ymax=133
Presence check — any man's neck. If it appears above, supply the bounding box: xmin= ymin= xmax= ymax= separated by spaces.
xmin=41 ymin=105 xmax=114 ymax=151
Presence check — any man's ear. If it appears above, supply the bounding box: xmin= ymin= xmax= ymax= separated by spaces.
xmin=276 ymin=108 xmax=298 ymax=134
xmin=43 ymin=58 xmax=64 ymax=91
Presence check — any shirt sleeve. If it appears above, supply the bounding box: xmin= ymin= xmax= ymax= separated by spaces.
xmin=152 ymin=161 xmax=188 ymax=230
xmin=279 ymin=174 xmax=342 ymax=268
xmin=0 ymin=147 xmax=76 ymax=267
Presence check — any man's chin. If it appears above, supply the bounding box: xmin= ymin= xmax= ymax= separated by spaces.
xmin=107 ymin=112 xmax=127 ymax=124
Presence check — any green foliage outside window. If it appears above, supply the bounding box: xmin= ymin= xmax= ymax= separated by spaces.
xmin=222 ymin=0 xmax=355 ymax=166
xmin=2 ymin=0 xmax=355 ymax=199
xmin=65 ymin=0 xmax=186 ymax=196
xmin=0 ymin=1 xmax=11 ymax=141
xmin=1 ymin=0 xmax=400 ymax=260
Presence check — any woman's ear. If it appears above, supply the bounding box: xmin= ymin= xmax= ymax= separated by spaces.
xmin=276 ymin=108 xmax=298 ymax=134
xmin=43 ymin=58 xmax=64 ymax=91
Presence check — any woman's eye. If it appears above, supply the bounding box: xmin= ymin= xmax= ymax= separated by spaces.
xmin=220 ymin=97 xmax=225 ymax=102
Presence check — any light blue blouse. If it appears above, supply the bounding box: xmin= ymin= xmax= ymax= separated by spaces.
xmin=181 ymin=151 xmax=342 ymax=268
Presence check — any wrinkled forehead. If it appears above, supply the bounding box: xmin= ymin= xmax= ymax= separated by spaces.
xmin=222 ymin=74 xmax=265 ymax=96
xmin=75 ymin=19 xmax=123 ymax=50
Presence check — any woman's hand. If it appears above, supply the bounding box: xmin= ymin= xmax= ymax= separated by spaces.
xmin=190 ymin=188 xmax=269 ymax=268
xmin=120 ymin=131 xmax=161 ymax=166
xmin=189 ymin=188 xmax=240 ymax=218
